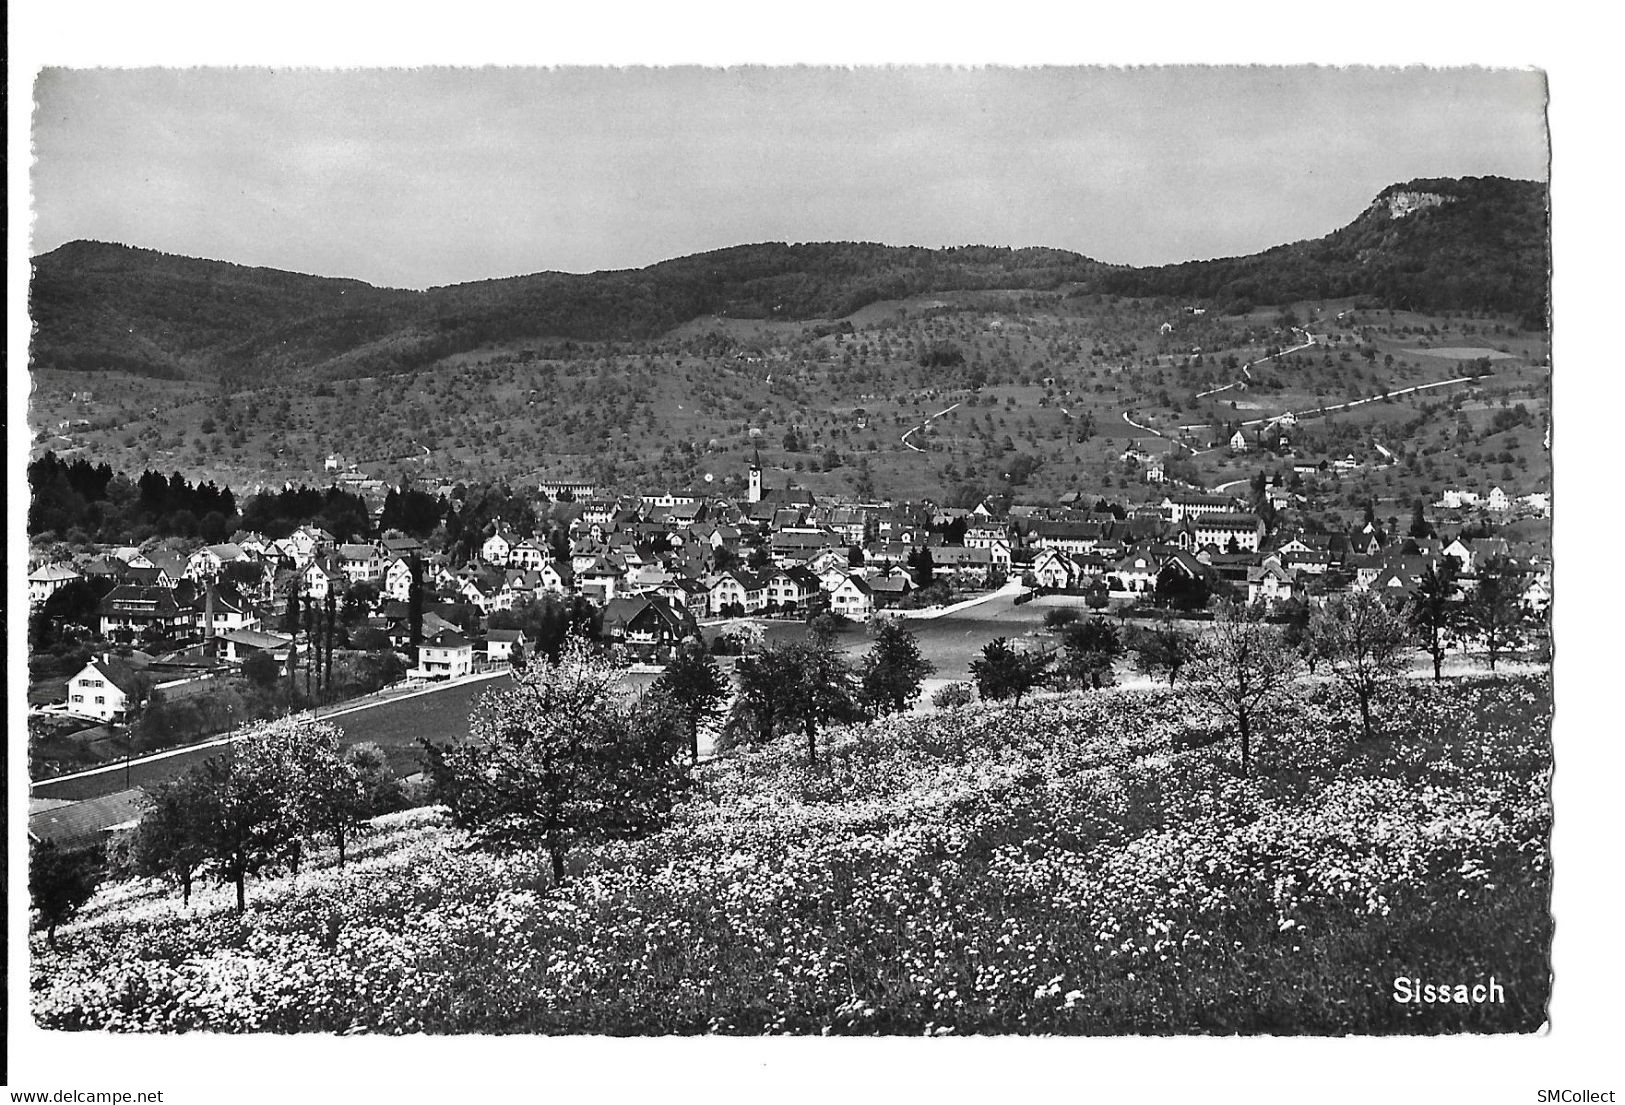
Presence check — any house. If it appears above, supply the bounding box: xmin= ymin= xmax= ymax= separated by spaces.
xmin=508 ymin=539 xmax=551 ymax=571
xmin=766 ymin=567 xmax=821 ymax=613
xmin=578 ymin=557 xmax=628 ymax=605
xmin=1229 ymin=429 xmax=1249 ymax=452
xmin=382 ymin=556 xmax=417 ymax=601
xmin=337 ymin=543 xmax=385 ymax=584
xmin=66 ymin=654 xmax=148 ymax=722
xmin=827 ymin=574 xmax=875 ymax=621
xmin=1246 ymin=562 xmax=1298 ymax=609
xmin=189 ymin=584 xmax=262 ymax=636
xmin=28 ymin=563 xmax=81 ymax=606
xmin=866 ymin=568 xmax=915 ymax=608
xmin=482 ymin=527 xmax=518 ymax=566
xmin=99 ymin=585 xmax=189 ymax=640
xmin=484 ymin=628 xmax=530 ymax=665
xmin=1108 ymin=549 xmax=1161 ymax=593
xmin=600 ymin=596 xmax=700 ymax=663
xmin=1030 ymin=548 xmax=1081 ymax=590
xmin=1487 ymin=486 xmax=1511 ymax=512
xmin=412 ymin=629 xmax=474 ymax=681
xmin=184 ymin=542 xmax=248 ymax=582
xmin=1192 ymin=512 xmax=1265 ymax=554
xmin=300 ymin=557 xmax=340 ymax=600
xmin=708 ymin=570 xmax=769 ymax=616
xmin=927 ymin=545 xmax=996 ymax=581
xmin=215 ymin=628 xmax=295 ymax=669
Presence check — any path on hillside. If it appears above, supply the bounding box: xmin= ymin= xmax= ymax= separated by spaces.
xmin=1193 ymin=329 xmax=1318 ymax=399
xmin=1178 ymin=374 xmax=1476 ymax=433
xmin=1121 ymin=410 xmax=1198 ymax=454
xmin=900 ymin=402 xmax=962 ymax=453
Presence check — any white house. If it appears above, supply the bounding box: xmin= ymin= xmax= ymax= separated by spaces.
xmin=413 ymin=629 xmax=474 ymax=680
xmin=827 ymin=574 xmax=875 ymax=621
xmin=1229 ymin=429 xmax=1249 ymax=452
xmin=482 ymin=527 xmax=518 ymax=566
xmin=28 ymin=563 xmax=81 ymax=607
xmin=484 ymin=628 xmax=530 ymax=665
xmin=65 ymin=655 xmax=146 ymax=723
xmin=1487 ymin=486 xmax=1511 ymax=512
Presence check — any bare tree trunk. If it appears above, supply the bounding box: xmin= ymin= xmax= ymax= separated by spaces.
xmin=549 ymin=843 xmax=565 ymax=885
xmin=1238 ymin=710 xmax=1252 ymax=777
xmin=235 ymin=871 xmax=246 ymax=914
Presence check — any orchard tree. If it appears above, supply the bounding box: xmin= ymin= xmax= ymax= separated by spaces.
xmin=1410 ymin=561 xmax=1461 ymax=681
xmin=29 ymin=840 xmax=102 ymax=948
xmin=1307 ymin=591 xmax=1411 ymax=741
xmin=970 ymin=637 xmax=1053 ymax=707
xmin=860 ymin=618 xmax=936 ymax=715
xmin=1188 ymin=604 xmax=1299 ymax=777
xmin=652 ymin=637 xmax=732 ymax=762
xmin=129 ymin=773 xmax=213 ymax=906
xmin=1469 ymin=557 xmax=1525 ymax=670
xmin=1059 ymin=617 xmax=1122 ymax=689
xmin=422 ymin=637 xmax=686 ymax=884
xmin=1130 ymin=618 xmax=1198 ymax=687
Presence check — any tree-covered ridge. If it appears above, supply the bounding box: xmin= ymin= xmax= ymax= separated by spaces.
xmin=28 ymin=176 xmax=1548 ymax=383
xmin=30 ymin=239 xmax=1107 ymax=382
xmin=1098 ymin=177 xmax=1549 ymax=326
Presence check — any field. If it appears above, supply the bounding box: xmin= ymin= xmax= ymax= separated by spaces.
xmin=29 ymin=293 xmax=1549 ymax=514
xmin=33 ymin=673 xmax=1551 ymax=1034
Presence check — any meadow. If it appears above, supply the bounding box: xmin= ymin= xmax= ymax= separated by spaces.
xmin=32 ymin=672 xmax=1551 ymax=1035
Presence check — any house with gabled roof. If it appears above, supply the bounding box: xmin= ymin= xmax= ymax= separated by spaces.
xmin=484 ymin=628 xmax=530 ymax=665
xmin=66 ymin=654 xmax=149 ymax=722
xmin=1246 ymin=562 xmax=1298 ymax=608
xmin=827 ymin=573 xmax=875 ymax=621
xmin=99 ymin=585 xmax=189 ymax=640
xmin=601 ymin=596 xmax=700 ymax=663
xmin=482 ymin=526 xmax=518 ymax=566
xmin=766 ymin=566 xmax=821 ymax=613
xmin=508 ymin=539 xmax=551 ymax=571
xmin=184 ymin=543 xmax=248 ymax=582
xmin=708 ymin=569 xmax=769 ymax=615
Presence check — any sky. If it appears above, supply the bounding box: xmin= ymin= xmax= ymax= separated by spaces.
xmin=31 ymin=66 xmax=1547 ymax=289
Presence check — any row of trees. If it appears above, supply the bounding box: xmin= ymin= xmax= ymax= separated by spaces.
xmin=31 ymin=719 xmax=404 ymax=942
xmin=28 ymin=452 xmax=239 ymax=543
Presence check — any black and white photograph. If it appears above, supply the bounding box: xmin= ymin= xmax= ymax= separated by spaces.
xmin=7 ymin=9 xmax=1620 ymax=1103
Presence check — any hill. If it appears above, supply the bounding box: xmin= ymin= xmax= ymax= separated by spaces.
xmin=33 ymin=674 xmax=1550 ymax=1034
xmin=29 ymin=240 xmax=1107 ymax=383
xmin=1098 ymin=177 xmax=1549 ymax=327
xmin=29 ymin=176 xmax=1547 ymax=383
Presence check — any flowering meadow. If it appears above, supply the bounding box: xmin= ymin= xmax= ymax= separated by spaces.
xmin=33 ymin=674 xmax=1551 ymax=1034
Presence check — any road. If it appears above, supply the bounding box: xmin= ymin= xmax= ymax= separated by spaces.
xmin=900 ymin=402 xmax=962 ymax=453
xmin=31 ymin=668 xmax=515 ymax=802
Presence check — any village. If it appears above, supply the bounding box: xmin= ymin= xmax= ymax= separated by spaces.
xmin=26 ymin=435 xmax=1552 ymax=750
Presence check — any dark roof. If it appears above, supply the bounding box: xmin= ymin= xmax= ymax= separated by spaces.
xmin=29 ymin=788 xmax=150 ymax=850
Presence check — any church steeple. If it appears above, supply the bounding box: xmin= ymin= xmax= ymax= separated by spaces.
xmin=748 ymin=446 xmax=763 ymax=504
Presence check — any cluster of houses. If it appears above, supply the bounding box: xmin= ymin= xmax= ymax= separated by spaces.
xmin=29 ymin=449 xmax=1551 ymax=725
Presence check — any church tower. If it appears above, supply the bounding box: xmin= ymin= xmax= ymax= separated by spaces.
xmin=748 ymin=446 xmax=763 ymax=504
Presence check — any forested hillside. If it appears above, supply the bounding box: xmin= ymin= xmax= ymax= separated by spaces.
xmin=1098 ymin=177 xmax=1549 ymax=327
xmin=29 ymin=176 xmax=1547 ymax=384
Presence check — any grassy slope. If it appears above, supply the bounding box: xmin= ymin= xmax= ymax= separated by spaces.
xmin=33 ymin=674 xmax=1551 ymax=1035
